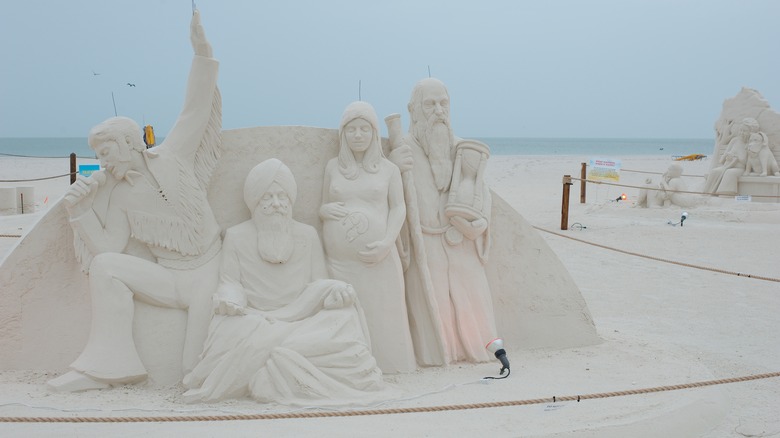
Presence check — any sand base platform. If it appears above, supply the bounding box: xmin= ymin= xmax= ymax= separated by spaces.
xmin=0 ymin=333 xmax=731 ymax=437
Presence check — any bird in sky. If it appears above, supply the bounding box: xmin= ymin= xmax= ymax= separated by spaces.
xmin=127 ymin=83 xmax=136 ymax=87
xmin=92 ymin=70 xmax=101 ymax=76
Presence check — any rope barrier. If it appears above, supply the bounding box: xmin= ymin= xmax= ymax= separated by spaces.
xmin=621 ymin=168 xmax=704 ymax=178
xmin=0 ymin=152 xmax=95 ymax=159
xmin=0 ymin=172 xmax=77 ymax=183
xmin=573 ymin=176 xmax=780 ymax=199
xmin=1 ymin=371 xmax=777 ymax=423
xmin=0 ymin=234 xmax=22 ymax=238
xmin=534 ymin=226 xmax=780 ymax=283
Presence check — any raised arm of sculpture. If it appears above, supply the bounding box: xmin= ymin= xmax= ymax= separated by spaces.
xmin=162 ymin=9 xmax=221 ymax=177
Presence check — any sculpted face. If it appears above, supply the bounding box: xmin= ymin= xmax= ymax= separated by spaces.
xmin=421 ymin=84 xmax=450 ymax=126
xmin=93 ymin=140 xmax=132 ymax=179
xmin=344 ymin=118 xmax=373 ymax=154
xmin=257 ymin=182 xmax=291 ymax=217
xmin=739 ymin=118 xmax=759 ymax=140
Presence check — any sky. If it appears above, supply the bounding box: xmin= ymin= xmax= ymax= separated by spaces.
xmin=1 ymin=0 xmax=778 ymax=139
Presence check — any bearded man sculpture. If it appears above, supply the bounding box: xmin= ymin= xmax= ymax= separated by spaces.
xmin=388 ymin=78 xmax=497 ymax=366
xmin=182 ymin=159 xmax=392 ymax=404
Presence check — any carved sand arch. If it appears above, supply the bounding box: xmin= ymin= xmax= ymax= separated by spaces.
xmin=0 ymin=126 xmax=598 ymax=385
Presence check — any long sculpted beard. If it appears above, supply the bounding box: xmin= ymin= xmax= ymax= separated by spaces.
xmin=255 ymin=214 xmax=294 ymax=264
xmin=414 ymin=119 xmax=454 ymax=192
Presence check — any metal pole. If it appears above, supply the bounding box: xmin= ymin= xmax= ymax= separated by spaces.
xmin=561 ymin=174 xmax=572 ymax=230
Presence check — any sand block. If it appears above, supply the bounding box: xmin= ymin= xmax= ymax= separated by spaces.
xmin=0 ymin=187 xmax=16 ymax=215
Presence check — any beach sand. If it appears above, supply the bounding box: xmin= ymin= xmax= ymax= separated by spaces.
xmin=1 ymin=154 xmax=778 ymax=437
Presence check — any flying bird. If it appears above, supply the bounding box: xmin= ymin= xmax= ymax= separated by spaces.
xmin=92 ymin=71 xmax=101 ymax=76
xmin=127 ymin=83 xmax=136 ymax=87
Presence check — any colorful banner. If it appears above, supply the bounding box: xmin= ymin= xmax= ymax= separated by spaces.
xmin=587 ymin=157 xmax=621 ymax=182
xmin=78 ymin=164 xmax=101 ymax=177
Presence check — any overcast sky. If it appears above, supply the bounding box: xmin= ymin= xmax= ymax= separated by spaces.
xmin=1 ymin=0 xmax=778 ymax=139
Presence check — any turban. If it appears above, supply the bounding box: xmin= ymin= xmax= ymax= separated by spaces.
xmin=243 ymin=158 xmax=297 ymax=211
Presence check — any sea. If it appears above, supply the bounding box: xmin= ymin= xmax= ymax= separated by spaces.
xmin=0 ymin=137 xmax=714 ymax=160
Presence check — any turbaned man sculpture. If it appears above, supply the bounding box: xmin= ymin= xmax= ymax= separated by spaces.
xmin=183 ymin=159 xmax=394 ymax=405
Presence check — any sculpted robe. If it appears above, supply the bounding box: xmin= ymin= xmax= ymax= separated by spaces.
xmin=402 ymin=136 xmax=497 ymax=366
xmin=182 ymin=220 xmax=393 ymax=405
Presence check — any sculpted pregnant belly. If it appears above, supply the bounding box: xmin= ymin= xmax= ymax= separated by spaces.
xmin=323 ymin=205 xmax=387 ymax=260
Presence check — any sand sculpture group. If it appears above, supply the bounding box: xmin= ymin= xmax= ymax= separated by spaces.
xmin=15 ymin=11 xmax=599 ymax=403
xmin=637 ymin=88 xmax=780 ymax=209
xmin=3 ymin=10 xmax=777 ymax=407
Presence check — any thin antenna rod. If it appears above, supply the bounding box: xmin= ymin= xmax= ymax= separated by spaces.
xmin=192 ymin=0 xmax=196 ymax=14
xmin=111 ymin=92 xmax=118 ymax=116
xmin=428 ymin=65 xmax=431 ymax=77
xmin=358 ymin=80 xmax=362 ymax=101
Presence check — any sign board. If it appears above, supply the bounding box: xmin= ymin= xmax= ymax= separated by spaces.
xmin=587 ymin=157 xmax=621 ymax=182
xmin=78 ymin=164 xmax=101 ymax=177
xmin=735 ymin=195 xmax=752 ymax=202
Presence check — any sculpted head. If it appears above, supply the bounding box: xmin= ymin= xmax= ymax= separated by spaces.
xmin=408 ymin=78 xmax=455 ymax=191
xmin=665 ymin=162 xmax=683 ymax=179
xmin=739 ymin=118 xmax=760 ymax=139
xmin=338 ymin=101 xmax=383 ymax=179
xmin=88 ymin=117 xmax=146 ymax=179
xmin=244 ymin=158 xmax=297 ymax=220
xmin=244 ymin=159 xmax=298 ymax=263
xmin=748 ymin=132 xmax=768 ymax=151
xmin=408 ymin=78 xmax=451 ymax=128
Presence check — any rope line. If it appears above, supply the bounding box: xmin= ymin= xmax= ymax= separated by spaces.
xmin=0 ymin=172 xmax=76 ymax=183
xmin=573 ymin=177 xmax=780 ymax=199
xmin=0 ymin=234 xmax=22 ymax=238
xmin=535 ymin=226 xmax=780 ymax=283
xmin=0 ymin=152 xmax=95 ymax=159
xmin=1 ymin=371 xmax=777 ymax=423
xmin=621 ymin=168 xmax=704 ymax=178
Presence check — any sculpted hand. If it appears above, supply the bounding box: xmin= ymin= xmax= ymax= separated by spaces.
xmin=190 ymin=9 xmax=213 ymax=58
xmin=64 ymin=171 xmax=105 ymax=217
xmin=450 ymin=216 xmax=488 ymax=240
xmin=388 ymin=144 xmax=413 ymax=172
xmin=320 ymin=202 xmax=349 ymax=221
xmin=324 ymin=284 xmax=356 ymax=309
xmin=213 ymin=297 xmax=246 ymax=316
xmin=358 ymin=239 xmax=393 ymax=264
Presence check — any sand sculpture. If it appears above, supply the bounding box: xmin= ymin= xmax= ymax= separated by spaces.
xmin=704 ymin=117 xmax=761 ymax=195
xmin=0 ymin=10 xmax=599 ymax=404
xmin=47 ymin=10 xmax=222 ymax=392
xmin=706 ymin=88 xmax=780 ymax=197
xmin=744 ymin=132 xmax=780 ymax=177
xmin=320 ymin=102 xmax=416 ymax=374
xmin=385 ymin=78 xmax=497 ymax=366
xmin=636 ymin=162 xmax=694 ymax=208
xmin=182 ymin=159 xmax=393 ymax=404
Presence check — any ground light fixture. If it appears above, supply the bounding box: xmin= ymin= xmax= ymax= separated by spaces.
xmin=668 ymin=211 xmax=689 ymax=227
xmin=483 ymin=338 xmax=510 ymax=379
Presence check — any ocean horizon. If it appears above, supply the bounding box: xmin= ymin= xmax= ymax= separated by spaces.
xmin=0 ymin=136 xmax=714 ymax=159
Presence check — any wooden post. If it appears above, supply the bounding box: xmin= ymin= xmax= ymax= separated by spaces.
xmin=20 ymin=193 xmax=24 ymax=215
xmin=561 ymin=174 xmax=572 ymax=230
xmin=580 ymin=162 xmax=587 ymax=204
xmin=70 ymin=153 xmax=77 ymax=184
